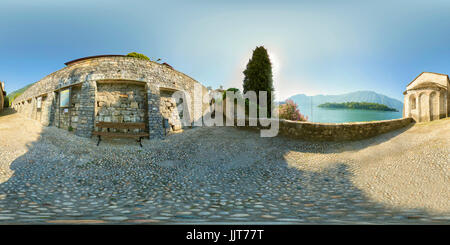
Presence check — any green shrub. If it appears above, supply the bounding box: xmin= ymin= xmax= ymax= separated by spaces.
xmin=3 ymin=96 xmax=9 ymax=108
xmin=126 ymin=52 xmax=151 ymax=61
xmin=68 ymin=126 xmax=73 ymax=131
xmin=222 ymin=88 xmax=240 ymax=100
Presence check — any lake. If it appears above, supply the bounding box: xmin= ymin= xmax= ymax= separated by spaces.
xmin=298 ymin=106 xmax=403 ymax=123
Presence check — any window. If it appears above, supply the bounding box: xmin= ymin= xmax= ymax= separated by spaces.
xmin=36 ymin=97 xmax=42 ymax=109
xmin=60 ymin=89 xmax=70 ymax=108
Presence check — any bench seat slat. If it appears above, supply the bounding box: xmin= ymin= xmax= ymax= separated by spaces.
xmin=95 ymin=122 xmax=146 ymax=129
xmin=92 ymin=131 xmax=149 ymax=137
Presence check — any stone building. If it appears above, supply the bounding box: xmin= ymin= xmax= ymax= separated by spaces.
xmin=403 ymin=72 xmax=449 ymax=122
xmin=0 ymin=81 xmax=5 ymax=111
xmin=12 ymin=55 xmax=208 ymax=138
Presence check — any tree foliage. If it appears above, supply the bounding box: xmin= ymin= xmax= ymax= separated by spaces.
xmin=279 ymin=99 xmax=308 ymax=121
xmin=3 ymin=96 xmax=9 ymax=108
xmin=126 ymin=52 xmax=151 ymax=61
xmin=222 ymin=87 xmax=240 ymax=100
xmin=242 ymin=46 xmax=274 ymax=116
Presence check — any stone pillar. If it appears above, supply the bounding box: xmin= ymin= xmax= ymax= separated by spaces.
xmin=416 ymin=95 xmax=420 ymax=122
xmin=447 ymin=89 xmax=450 ymax=117
xmin=27 ymin=99 xmax=32 ymax=119
xmin=31 ymin=97 xmax=35 ymax=120
xmin=146 ymin=82 xmax=164 ymax=139
xmin=42 ymin=93 xmax=54 ymax=126
xmin=75 ymin=81 xmax=96 ymax=138
xmin=30 ymin=97 xmax=36 ymax=119
xmin=440 ymin=90 xmax=447 ymax=118
xmin=403 ymin=93 xmax=409 ymax=118
xmin=419 ymin=92 xmax=430 ymax=122
xmin=430 ymin=91 xmax=439 ymax=121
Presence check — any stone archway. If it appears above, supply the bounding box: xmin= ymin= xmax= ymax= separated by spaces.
xmin=439 ymin=90 xmax=446 ymax=119
xmin=429 ymin=91 xmax=439 ymax=121
xmin=408 ymin=94 xmax=417 ymax=119
xmin=419 ymin=92 xmax=428 ymax=122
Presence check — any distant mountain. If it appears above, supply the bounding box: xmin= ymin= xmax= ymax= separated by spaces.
xmin=287 ymin=91 xmax=403 ymax=112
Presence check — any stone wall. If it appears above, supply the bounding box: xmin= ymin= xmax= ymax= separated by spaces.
xmin=41 ymin=92 xmax=55 ymax=126
xmin=52 ymin=86 xmax=82 ymax=131
xmin=69 ymin=86 xmax=82 ymax=131
xmin=0 ymin=82 xmax=4 ymax=111
xmin=95 ymin=82 xmax=147 ymax=132
xmin=237 ymin=117 xmax=414 ymax=141
xmin=160 ymin=90 xmax=183 ymax=132
xmin=11 ymin=56 xmax=209 ymax=138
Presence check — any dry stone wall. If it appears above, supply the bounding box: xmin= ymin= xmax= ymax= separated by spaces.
xmin=69 ymin=86 xmax=82 ymax=131
xmin=95 ymin=82 xmax=147 ymax=133
xmin=237 ymin=117 xmax=414 ymax=141
xmin=160 ymin=90 xmax=183 ymax=132
xmin=11 ymin=56 xmax=208 ymax=138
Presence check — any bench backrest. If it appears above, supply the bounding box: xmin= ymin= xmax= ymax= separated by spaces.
xmin=95 ymin=122 xmax=146 ymax=129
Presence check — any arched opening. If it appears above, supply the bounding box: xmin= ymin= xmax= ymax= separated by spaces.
xmin=439 ymin=90 xmax=446 ymax=119
xmin=408 ymin=94 xmax=416 ymax=119
xmin=429 ymin=91 xmax=439 ymax=121
xmin=419 ymin=93 xmax=428 ymax=122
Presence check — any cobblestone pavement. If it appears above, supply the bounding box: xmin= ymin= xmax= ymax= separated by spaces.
xmin=0 ymin=110 xmax=449 ymax=224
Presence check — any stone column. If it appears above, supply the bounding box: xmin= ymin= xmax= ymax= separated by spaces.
xmin=440 ymin=90 xmax=447 ymax=118
xmin=31 ymin=97 xmax=36 ymax=120
xmin=416 ymin=95 xmax=420 ymax=122
xmin=403 ymin=93 xmax=409 ymax=118
xmin=146 ymin=82 xmax=164 ymax=139
xmin=420 ymin=92 xmax=430 ymax=122
xmin=41 ymin=93 xmax=50 ymax=126
xmin=75 ymin=81 xmax=96 ymax=138
xmin=447 ymin=89 xmax=450 ymax=117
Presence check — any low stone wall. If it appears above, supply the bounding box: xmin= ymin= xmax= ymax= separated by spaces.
xmin=237 ymin=117 xmax=414 ymax=141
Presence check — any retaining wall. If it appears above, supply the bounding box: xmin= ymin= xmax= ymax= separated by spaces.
xmin=237 ymin=117 xmax=414 ymax=141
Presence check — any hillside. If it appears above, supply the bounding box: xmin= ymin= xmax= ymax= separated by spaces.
xmin=288 ymin=91 xmax=403 ymax=112
xmin=5 ymin=83 xmax=35 ymax=106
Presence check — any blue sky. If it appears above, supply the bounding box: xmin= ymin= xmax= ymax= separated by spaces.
xmin=1 ymin=0 xmax=450 ymax=101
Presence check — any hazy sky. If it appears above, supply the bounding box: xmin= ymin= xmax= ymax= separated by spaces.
xmin=1 ymin=0 xmax=450 ymax=101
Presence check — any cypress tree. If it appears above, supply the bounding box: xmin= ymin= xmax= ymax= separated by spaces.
xmin=242 ymin=46 xmax=274 ymax=116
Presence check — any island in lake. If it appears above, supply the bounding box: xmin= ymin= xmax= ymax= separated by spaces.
xmin=318 ymin=102 xmax=398 ymax=112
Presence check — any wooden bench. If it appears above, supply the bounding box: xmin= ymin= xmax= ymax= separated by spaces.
xmin=92 ymin=122 xmax=149 ymax=147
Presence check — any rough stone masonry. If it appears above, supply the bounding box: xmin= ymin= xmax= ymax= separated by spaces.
xmin=12 ymin=55 xmax=209 ymax=139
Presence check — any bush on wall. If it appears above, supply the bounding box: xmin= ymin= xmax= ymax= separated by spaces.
xmin=279 ymin=99 xmax=308 ymax=121
xmin=126 ymin=52 xmax=151 ymax=61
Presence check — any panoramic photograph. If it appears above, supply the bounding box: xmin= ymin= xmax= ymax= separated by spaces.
xmin=0 ymin=0 xmax=448 ymax=241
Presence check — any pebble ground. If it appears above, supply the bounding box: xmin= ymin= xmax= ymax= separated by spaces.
xmin=0 ymin=109 xmax=449 ymax=224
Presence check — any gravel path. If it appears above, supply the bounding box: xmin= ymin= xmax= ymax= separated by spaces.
xmin=0 ymin=109 xmax=449 ymax=224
